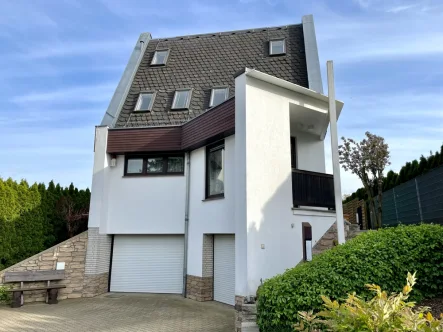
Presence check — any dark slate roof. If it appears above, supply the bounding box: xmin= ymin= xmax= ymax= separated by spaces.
xmin=115 ymin=24 xmax=308 ymax=128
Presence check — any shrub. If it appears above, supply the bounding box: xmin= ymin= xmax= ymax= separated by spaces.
xmin=0 ymin=285 xmax=11 ymax=304
xmin=294 ymin=272 xmax=443 ymax=332
xmin=257 ymin=224 xmax=443 ymax=331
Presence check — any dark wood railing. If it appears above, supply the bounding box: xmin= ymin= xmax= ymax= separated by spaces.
xmin=292 ymin=169 xmax=335 ymax=209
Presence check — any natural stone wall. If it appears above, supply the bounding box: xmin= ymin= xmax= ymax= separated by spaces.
xmin=186 ymin=275 xmax=213 ymax=301
xmin=235 ymin=296 xmax=259 ymax=332
xmin=83 ymin=272 xmax=109 ymax=298
xmin=186 ymin=234 xmax=214 ymax=302
xmin=83 ymin=227 xmax=111 ymax=297
xmin=313 ymin=220 xmax=364 ymax=255
xmin=0 ymin=231 xmax=88 ymax=303
xmin=343 ymin=198 xmax=367 ymax=228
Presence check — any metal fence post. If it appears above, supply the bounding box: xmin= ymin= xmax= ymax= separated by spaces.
xmin=415 ymin=178 xmax=424 ymax=221
xmin=393 ymin=188 xmax=399 ymax=223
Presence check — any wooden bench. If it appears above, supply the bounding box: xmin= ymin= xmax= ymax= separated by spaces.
xmin=4 ymin=270 xmax=66 ymax=308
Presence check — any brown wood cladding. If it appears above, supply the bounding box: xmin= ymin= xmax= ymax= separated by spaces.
xmin=181 ymin=97 xmax=235 ymax=150
xmin=107 ymin=98 xmax=235 ymax=154
xmin=107 ymin=127 xmax=182 ymax=153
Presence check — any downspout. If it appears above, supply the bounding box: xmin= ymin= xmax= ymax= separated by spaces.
xmin=182 ymin=152 xmax=191 ymax=297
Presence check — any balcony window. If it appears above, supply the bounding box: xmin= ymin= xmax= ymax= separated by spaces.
xmin=206 ymin=141 xmax=225 ymax=198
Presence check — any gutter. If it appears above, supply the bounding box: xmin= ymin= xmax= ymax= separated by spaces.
xmin=182 ymin=152 xmax=191 ymax=297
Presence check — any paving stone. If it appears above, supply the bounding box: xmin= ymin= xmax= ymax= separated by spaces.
xmin=0 ymin=293 xmax=234 ymax=332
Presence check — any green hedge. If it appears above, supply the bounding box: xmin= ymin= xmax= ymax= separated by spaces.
xmin=0 ymin=178 xmax=90 ymax=270
xmin=257 ymin=224 xmax=443 ymax=331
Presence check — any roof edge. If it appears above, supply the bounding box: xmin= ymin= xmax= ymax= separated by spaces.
xmin=101 ymin=32 xmax=151 ymax=128
xmin=150 ymin=23 xmax=302 ymax=42
xmin=302 ymin=14 xmax=323 ymax=94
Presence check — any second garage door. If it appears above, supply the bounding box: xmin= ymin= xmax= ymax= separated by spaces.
xmin=110 ymin=235 xmax=184 ymax=294
xmin=214 ymin=235 xmax=235 ymax=305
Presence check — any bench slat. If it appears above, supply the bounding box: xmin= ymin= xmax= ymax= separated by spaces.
xmin=4 ymin=270 xmax=65 ymax=282
xmin=7 ymin=285 xmax=66 ymax=292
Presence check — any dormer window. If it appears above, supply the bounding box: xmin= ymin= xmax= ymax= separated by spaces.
xmin=172 ymin=89 xmax=192 ymax=110
xmin=151 ymin=50 xmax=169 ymax=65
xmin=269 ymin=39 xmax=286 ymax=55
xmin=135 ymin=92 xmax=155 ymax=111
xmin=210 ymin=87 xmax=229 ymax=107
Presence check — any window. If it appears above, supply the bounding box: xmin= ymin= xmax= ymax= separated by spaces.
xmin=172 ymin=89 xmax=192 ymax=110
xmin=269 ymin=39 xmax=286 ymax=55
xmin=125 ymin=154 xmax=184 ymax=176
xmin=151 ymin=50 xmax=169 ymax=65
xmin=206 ymin=141 xmax=225 ymax=198
xmin=210 ymin=87 xmax=229 ymax=107
xmin=126 ymin=158 xmax=143 ymax=174
xmin=135 ymin=92 xmax=155 ymax=111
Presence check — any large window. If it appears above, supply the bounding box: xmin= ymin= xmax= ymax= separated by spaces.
xmin=125 ymin=154 xmax=184 ymax=176
xmin=172 ymin=89 xmax=192 ymax=110
xmin=210 ymin=87 xmax=229 ymax=107
xmin=206 ymin=141 xmax=225 ymax=198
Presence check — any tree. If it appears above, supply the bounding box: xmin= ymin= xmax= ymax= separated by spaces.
xmin=56 ymin=196 xmax=88 ymax=238
xmin=338 ymin=132 xmax=391 ymax=229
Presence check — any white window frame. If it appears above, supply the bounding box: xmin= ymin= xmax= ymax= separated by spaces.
xmin=135 ymin=92 xmax=156 ymax=111
xmin=210 ymin=87 xmax=229 ymax=107
xmin=269 ymin=39 xmax=286 ymax=55
xmin=151 ymin=49 xmax=170 ymax=65
xmin=171 ymin=89 xmax=192 ymax=110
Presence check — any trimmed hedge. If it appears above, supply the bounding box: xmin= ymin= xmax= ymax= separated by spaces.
xmin=0 ymin=178 xmax=90 ymax=270
xmin=257 ymin=224 xmax=443 ymax=331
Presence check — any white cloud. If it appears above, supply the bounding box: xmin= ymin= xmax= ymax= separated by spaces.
xmin=386 ymin=4 xmax=418 ymax=13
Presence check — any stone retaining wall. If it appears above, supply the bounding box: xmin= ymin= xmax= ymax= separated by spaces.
xmin=0 ymin=231 xmax=103 ymax=303
xmin=186 ymin=275 xmax=213 ymax=301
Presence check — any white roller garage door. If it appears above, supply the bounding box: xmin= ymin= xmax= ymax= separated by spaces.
xmin=110 ymin=235 xmax=184 ymax=294
xmin=214 ymin=235 xmax=235 ymax=305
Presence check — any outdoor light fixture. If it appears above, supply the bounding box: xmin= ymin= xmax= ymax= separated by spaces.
xmin=110 ymin=154 xmax=117 ymax=167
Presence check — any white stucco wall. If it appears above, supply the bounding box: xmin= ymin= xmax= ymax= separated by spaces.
xmin=291 ymin=129 xmax=326 ymax=173
xmin=187 ymin=136 xmax=236 ymax=277
xmin=292 ymin=209 xmax=336 ymax=246
xmin=234 ymin=74 xmax=336 ymax=296
xmin=104 ymin=155 xmax=186 ymax=234
xmin=88 ymin=126 xmax=110 ymax=230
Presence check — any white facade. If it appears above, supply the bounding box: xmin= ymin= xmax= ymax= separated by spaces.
xmin=88 ymin=69 xmax=342 ymax=301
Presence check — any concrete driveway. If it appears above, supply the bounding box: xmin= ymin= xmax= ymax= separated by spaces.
xmin=0 ymin=293 xmax=234 ymax=332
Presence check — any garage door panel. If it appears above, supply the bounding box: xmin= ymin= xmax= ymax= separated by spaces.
xmin=214 ymin=235 xmax=235 ymax=305
xmin=111 ymin=235 xmax=184 ymax=294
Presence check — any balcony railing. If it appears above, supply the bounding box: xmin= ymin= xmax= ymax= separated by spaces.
xmin=292 ymin=169 xmax=335 ymax=209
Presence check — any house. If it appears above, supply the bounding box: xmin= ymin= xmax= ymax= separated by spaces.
xmin=85 ymin=14 xmax=343 ymax=315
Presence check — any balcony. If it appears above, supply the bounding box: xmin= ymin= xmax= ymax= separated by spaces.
xmin=292 ymin=169 xmax=335 ymax=209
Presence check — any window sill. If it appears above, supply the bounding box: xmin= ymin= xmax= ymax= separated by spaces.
xmin=123 ymin=173 xmax=184 ymax=178
xmin=202 ymin=195 xmax=225 ymax=202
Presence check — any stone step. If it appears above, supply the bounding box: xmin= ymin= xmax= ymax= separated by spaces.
xmin=241 ymin=322 xmax=260 ymax=332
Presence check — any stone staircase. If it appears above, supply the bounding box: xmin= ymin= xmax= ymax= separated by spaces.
xmin=313 ymin=220 xmax=365 ymax=255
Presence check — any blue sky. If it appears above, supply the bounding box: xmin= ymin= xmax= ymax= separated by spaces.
xmin=0 ymin=0 xmax=442 ymax=193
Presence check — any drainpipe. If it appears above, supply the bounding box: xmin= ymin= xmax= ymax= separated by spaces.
xmin=182 ymin=152 xmax=191 ymax=297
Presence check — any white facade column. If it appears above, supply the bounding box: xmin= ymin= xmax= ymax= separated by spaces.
xmin=84 ymin=126 xmax=112 ymax=296
xmin=234 ymin=73 xmax=248 ymax=297
xmin=327 ymin=61 xmax=345 ymax=244
xmin=88 ymin=126 xmax=110 ymax=232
